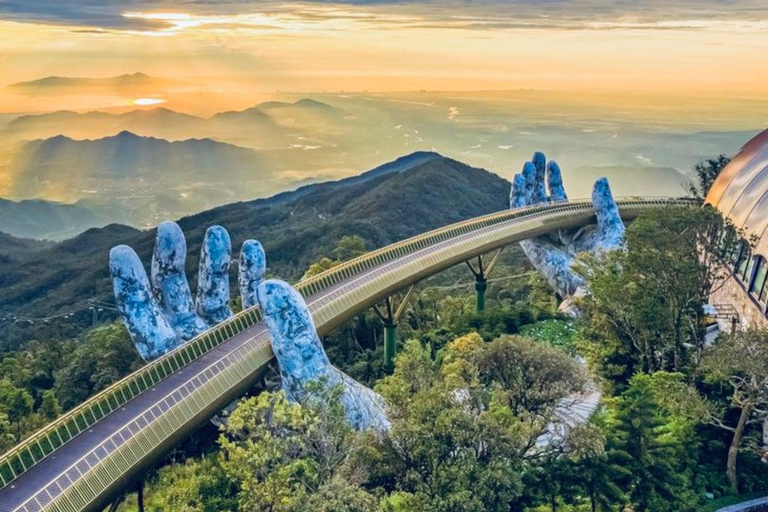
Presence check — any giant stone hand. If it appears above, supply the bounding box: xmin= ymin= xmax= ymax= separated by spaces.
xmin=110 ymin=221 xmax=243 ymax=360
xmin=110 ymin=222 xmax=389 ymax=431
xmin=256 ymin=279 xmax=390 ymax=431
xmin=511 ymin=152 xmax=625 ymax=309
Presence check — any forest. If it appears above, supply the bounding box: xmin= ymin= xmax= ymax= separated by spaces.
xmin=2 ymin=157 xmax=767 ymax=511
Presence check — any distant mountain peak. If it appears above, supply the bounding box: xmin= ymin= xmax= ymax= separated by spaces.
xmin=113 ymin=130 xmax=144 ymax=140
xmin=125 ymin=106 xmax=173 ymax=115
xmin=43 ymin=134 xmax=74 ymax=143
xmin=295 ymin=98 xmax=336 ymax=109
xmin=256 ymin=98 xmax=339 ymax=111
xmin=209 ymin=105 xmax=272 ymax=122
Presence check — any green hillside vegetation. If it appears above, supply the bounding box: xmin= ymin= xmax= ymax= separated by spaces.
xmin=0 ymin=153 xmax=510 ymax=348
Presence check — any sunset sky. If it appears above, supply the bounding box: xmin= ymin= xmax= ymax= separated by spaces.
xmin=1 ymin=0 xmax=768 ymax=114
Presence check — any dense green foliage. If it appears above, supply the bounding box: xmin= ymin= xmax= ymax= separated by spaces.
xmin=0 ymin=323 xmax=142 ymax=451
xmin=577 ymin=205 xmax=744 ymax=389
xmin=124 ymin=200 xmax=766 ymax=512
xmin=129 ymin=332 xmax=587 ymax=512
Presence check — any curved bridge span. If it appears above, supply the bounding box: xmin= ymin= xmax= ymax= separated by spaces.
xmin=0 ymin=197 xmax=695 ymax=512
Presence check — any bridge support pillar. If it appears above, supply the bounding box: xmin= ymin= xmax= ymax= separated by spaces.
xmin=137 ymin=479 xmax=145 ymax=512
xmin=466 ymin=249 xmax=502 ymax=314
xmin=383 ymin=321 xmax=397 ymax=372
xmin=373 ymin=284 xmax=417 ymax=372
xmin=474 ymin=278 xmax=488 ymax=312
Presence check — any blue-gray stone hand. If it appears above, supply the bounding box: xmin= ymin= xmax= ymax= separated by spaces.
xmin=256 ymin=279 xmax=390 ymax=431
xmin=109 ymin=221 xmax=265 ymax=360
xmin=511 ymin=152 xmax=625 ymax=304
xmin=110 ymin=224 xmax=388 ymax=431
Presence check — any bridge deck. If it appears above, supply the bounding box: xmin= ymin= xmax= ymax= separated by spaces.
xmin=0 ymin=198 xmax=692 ymax=512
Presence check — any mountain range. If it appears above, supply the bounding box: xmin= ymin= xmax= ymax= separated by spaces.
xmin=0 ymin=152 xmax=510 ymax=317
xmin=7 ymin=130 xmax=273 ymax=203
xmin=1 ymin=99 xmax=342 ymax=143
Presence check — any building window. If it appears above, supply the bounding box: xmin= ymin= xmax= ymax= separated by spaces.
xmin=737 ymin=243 xmax=752 ymax=283
xmin=750 ymin=256 xmax=768 ymax=304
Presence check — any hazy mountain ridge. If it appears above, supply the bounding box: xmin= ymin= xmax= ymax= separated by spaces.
xmin=0 ymin=151 xmax=445 ymax=241
xmin=0 ymin=198 xmax=119 ymax=241
xmin=4 ymin=72 xmax=179 ymax=95
xmin=3 ymin=98 xmax=341 ymax=142
xmin=0 ymin=153 xmax=510 ymax=316
xmin=9 ymin=130 xmax=273 ymax=202
xmin=0 ymin=92 xmax=753 ymax=234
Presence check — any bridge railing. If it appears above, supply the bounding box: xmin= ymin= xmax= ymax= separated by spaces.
xmin=0 ymin=196 xmax=694 ymax=491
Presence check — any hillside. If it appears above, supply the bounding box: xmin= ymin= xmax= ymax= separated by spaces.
xmin=0 ymin=198 xmax=118 ymax=240
xmin=0 ymin=153 xmax=510 ymax=317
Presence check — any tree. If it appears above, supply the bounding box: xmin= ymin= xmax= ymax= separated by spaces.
xmin=608 ymin=374 xmax=692 ymax=512
xmin=219 ymin=385 xmax=378 ymax=512
xmin=371 ymin=334 xmax=587 ymax=512
xmin=0 ymin=378 xmax=34 ymax=439
xmin=469 ymin=335 xmax=587 ymax=426
xmin=0 ymin=412 xmax=14 ymax=452
xmin=699 ymin=329 xmax=768 ymax=491
xmin=39 ymin=390 xmax=61 ymax=421
xmin=303 ymin=235 xmax=368 ymax=279
xmin=333 ymin=235 xmax=367 ymax=261
xmin=564 ymin=422 xmax=630 ymax=512
xmin=578 ymin=205 xmax=746 ymax=387
xmin=145 ymin=456 xmax=237 ymax=512
xmin=521 ymin=454 xmax=571 ymax=512
xmin=687 ymin=155 xmax=731 ymax=201
xmin=55 ymin=323 xmax=142 ymax=409
xmin=373 ymin=338 xmax=524 ymax=512
xmin=303 ymin=257 xmax=340 ymax=279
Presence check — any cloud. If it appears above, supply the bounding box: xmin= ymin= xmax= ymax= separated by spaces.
xmin=0 ymin=1 xmax=169 ymax=29
xmin=0 ymin=0 xmax=766 ymax=32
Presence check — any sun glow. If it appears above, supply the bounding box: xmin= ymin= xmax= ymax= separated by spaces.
xmin=132 ymin=98 xmax=166 ymax=106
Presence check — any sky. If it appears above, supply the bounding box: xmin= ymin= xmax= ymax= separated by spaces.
xmin=1 ymin=0 xmax=768 ymax=113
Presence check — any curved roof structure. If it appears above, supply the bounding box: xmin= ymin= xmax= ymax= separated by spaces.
xmin=706 ymin=129 xmax=768 ymax=255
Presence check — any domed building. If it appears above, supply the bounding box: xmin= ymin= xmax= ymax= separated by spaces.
xmin=706 ymin=129 xmax=768 ymax=329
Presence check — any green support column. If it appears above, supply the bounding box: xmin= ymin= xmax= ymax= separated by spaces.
xmin=374 ymin=286 xmax=416 ymax=373
xmin=137 ymin=479 xmax=145 ymax=512
xmin=475 ymin=277 xmax=488 ymax=313
xmin=467 ymin=250 xmax=501 ymax=315
xmin=384 ymin=322 xmax=397 ymax=372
